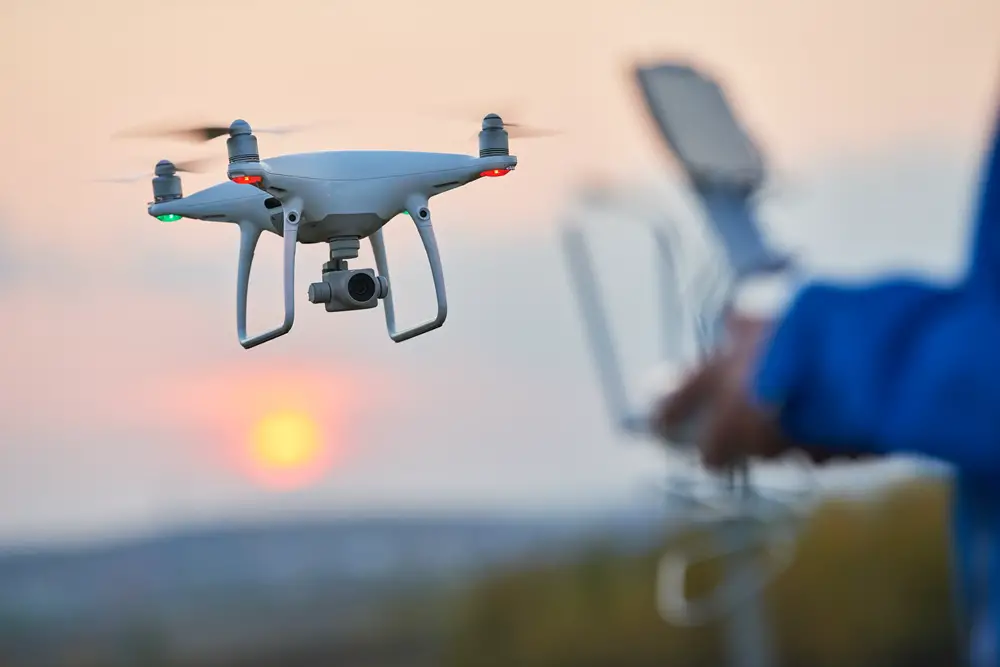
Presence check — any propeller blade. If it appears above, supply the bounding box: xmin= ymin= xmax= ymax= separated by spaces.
xmin=114 ymin=124 xmax=231 ymax=143
xmin=253 ymin=124 xmax=316 ymax=136
xmin=95 ymin=157 xmax=217 ymax=184
xmin=114 ymin=121 xmax=323 ymax=143
xmin=172 ymin=157 xmax=215 ymax=173
xmin=467 ymin=121 xmax=562 ymax=141
xmin=95 ymin=174 xmax=149 ymax=184
xmin=419 ymin=104 xmax=560 ymax=140
xmin=505 ymin=123 xmax=562 ymax=139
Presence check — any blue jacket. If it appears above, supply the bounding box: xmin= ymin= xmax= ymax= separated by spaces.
xmin=753 ymin=104 xmax=1000 ymax=664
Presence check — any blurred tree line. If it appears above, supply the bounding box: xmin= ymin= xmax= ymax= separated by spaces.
xmin=1 ymin=478 xmax=957 ymax=667
xmin=443 ymin=479 xmax=959 ymax=667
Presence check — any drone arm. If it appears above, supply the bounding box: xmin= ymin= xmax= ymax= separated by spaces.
xmin=369 ymin=198 xmax=448 ymax=343
xmin=236 ymin=199 xmax=301 ymax=349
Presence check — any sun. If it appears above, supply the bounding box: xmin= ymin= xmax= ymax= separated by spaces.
xmin=249 ymin=409 xmax=327 ymax=490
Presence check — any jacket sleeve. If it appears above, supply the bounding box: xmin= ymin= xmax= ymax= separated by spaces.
xmin=753 ymin=279 xmax=1000 ymax=470
xmin=751 ymin=103 xmax=1000 ymax=472
xmin=966 ymin=103 xmax=1000 ymax=293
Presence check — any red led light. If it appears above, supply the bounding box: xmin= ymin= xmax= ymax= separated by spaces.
xmin=231 ymin=175 xmax=263 ymax=185
xmin=479 ymin=168 xmax=512 ymax=178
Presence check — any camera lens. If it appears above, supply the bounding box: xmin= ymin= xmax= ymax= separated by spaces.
xmin=347 ymin=273 xmax=377 ymax=302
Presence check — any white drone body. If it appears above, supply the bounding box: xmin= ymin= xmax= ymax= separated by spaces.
xmin=145 ymin=116 xmax=517 ymax=349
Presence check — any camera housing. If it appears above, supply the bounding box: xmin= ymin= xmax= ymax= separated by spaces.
xmin=308 ymin=268 xmax=389 ymax=312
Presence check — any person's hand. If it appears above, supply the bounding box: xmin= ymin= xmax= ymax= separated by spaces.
xmin=652 ymin=314 xmax=792 ymax=469
xmin=652 ymin=313 xmax=876 ymax=469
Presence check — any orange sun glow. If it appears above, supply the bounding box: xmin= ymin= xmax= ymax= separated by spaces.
xmin=248 ymin=409 xmax=328 ymax=490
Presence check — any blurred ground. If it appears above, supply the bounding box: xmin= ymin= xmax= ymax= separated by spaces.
xmin=0 ymin=478 xmax=956 ymax=667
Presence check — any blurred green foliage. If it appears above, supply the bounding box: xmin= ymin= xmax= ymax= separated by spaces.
xmin=443 ymin=479 xmax=959 ymax=667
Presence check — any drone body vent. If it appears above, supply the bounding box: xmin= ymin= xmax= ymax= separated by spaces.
xmin=478 ymin=114 xmax=509 ymax=157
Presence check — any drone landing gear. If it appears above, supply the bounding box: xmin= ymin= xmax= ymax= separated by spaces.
xmin=369 ymin=199 xmax=449 ymax=343
xmin=236 ymin=199 xmax=301 ymax=349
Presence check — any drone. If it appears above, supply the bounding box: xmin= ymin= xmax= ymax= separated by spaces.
xmin=115 ymin=115 xmax=540 ymax=349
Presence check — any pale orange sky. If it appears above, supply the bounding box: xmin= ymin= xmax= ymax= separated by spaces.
xmin=1 ymin=0 xmax=998 ymax=250
xmin=0 ymin=0 xmax=998 ymax=545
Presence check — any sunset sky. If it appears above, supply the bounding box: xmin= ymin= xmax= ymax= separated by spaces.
xmin=1 ymin=0 xmax=998 ymax=546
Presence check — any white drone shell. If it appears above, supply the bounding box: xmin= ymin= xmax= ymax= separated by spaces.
xmin=149 ymin=150 xmax=516 ymax=243
xmin=150 ymin=180 xmax=279 ymax=231
xmin=144 ymin=117 xmax=518 ymax=349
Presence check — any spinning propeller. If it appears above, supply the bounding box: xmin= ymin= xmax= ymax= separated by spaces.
xmin=95 ymin=158 xmax=216 ymax=184
xmin=104 ymin=111 xmax=557 ymax=184
xmin=472 ymin=118 xmax=560 ymax=139
xmin=116 ymin=109 xmax=560 ymax=144
xmin=469 ymin=118 xmax=560 ymax=140
xmin=411 ymin=103 xmax=562 ymax=140
xmin=114 ymin=122 xmax=318 ymax=143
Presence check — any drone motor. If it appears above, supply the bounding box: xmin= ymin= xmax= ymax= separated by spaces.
xmin=151 ymin=160 xmax=182 ymax=203
xmin=478 ymin=114 xmax=510 ymax=157
xmin=226 ymin=119 xmax=260 ymax=166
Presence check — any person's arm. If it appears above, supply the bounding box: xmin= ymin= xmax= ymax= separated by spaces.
xmin=753 ymin=105 xmax=1000 ymax=471
xmin=966 ymin=103 xmax=1000 ymax=292
xmin=754 ymin=279 xmax=1000 ymax=470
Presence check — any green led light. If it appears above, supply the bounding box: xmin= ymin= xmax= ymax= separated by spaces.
xmin=156 ymin=214 xmax=182 ymax=222
xmin=401 ymin=210 xmax=409 ymax=216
